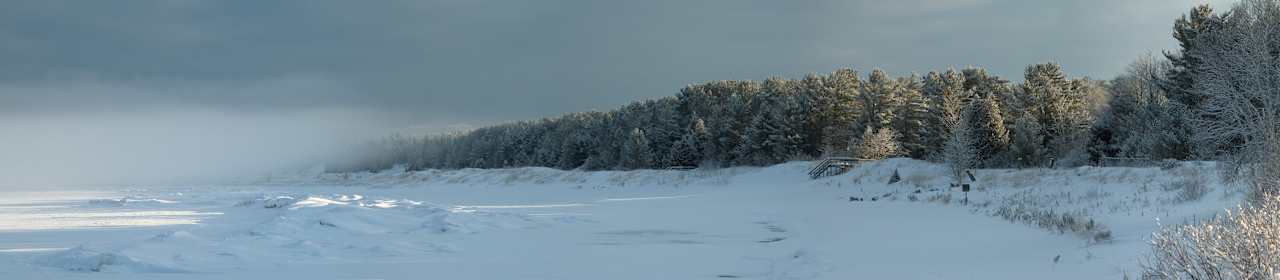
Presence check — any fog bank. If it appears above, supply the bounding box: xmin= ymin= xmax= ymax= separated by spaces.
xmin=0 ymin=78 xmax=414 ymax=188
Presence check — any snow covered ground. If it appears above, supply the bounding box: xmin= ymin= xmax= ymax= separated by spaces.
xmin=0 ymin=159 xmax=1245 ymax=279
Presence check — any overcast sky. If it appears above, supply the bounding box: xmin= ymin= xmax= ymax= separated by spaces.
xmin=0 ymin=0 xmax=1231 ymax=186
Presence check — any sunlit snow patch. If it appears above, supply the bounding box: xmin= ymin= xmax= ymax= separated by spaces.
xmin=0 ymin=210 xmax=221 ymax=231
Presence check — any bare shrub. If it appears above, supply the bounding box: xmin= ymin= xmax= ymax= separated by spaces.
xmin=992 ymin=205 xmax=1111 ymax=243
xmin=1177 ymin=179 xmax=1209 ymax=203
xmin=1141 ymin=195 xmax=1280 ymax=280
xmin=1163 ymin=170 xmax=1210 ymax=203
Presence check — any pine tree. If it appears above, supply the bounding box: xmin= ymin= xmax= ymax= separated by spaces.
xmin=620 ymin=128 xmax=654 ymax=170
xmin=793 ymin=74 xmax=826 ymax=156
xmin=763 ymin=76 xmax=812 ymax=158
xmin=923 ymin=69 xmax=970 ymax=159
xmin=735 ymin=94 xmax=803 ymax=165
xmin=817 ymin=69 xmax=863 ymax=155
xmin=1100 ymin=55 xmax=1179 ymax=159
xmin=893 ymin=74 xmax=930 ymax=158
xmin=1008 ymin=112 xmax=1046 ymax=167
xmin=669 ymin=132 xmax=699 ymax=167
xmin=1021 ymin=63 xmax=1090 ymax=161
xmin=734 ymin=115 xmax=766 ymax=166
xmin=1161 ymin=4 xmax=1225 ymax=109
xmin=579 ymin=114 xmax=619 ymax=170
xmin=963 ymin=94 xmax=1009 ymax=165
xmin=644 ymin=98 xmax=682 ymax=168
xmin=961 ymin=67 xmax=1009 ymax=101
xmin=690 ymin=117 xmax=715 ymax=166
xmin=1151 ymin=103 xmax=1195 ymax=160
xmin=717 ymin=93 xmax=754 ymax=165
xmin=676 ymin=81 xmax=761 ymax=167
xmin=860 ymin=69 xmax=899 ymax=131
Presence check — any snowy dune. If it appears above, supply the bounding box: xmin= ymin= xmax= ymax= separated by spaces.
xmin=0 ymin=159 xmax=1244 ymax=279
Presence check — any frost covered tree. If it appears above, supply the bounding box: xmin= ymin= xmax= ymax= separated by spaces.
xmin=1161 ymin=4 xmax=1228 ymax=109
xmin=736 ymin=95 xmax=788 ymax=165
xmin=1094 ymin=55 xmax=1195 ymax=161
xmin=851 ymin=127 xmax=901 ymax=160
xmin=620 ymin=128 xmax=654 ymax=170
xmin=817 ymin=69 xmax=864 ymax=155
xmin=343 ymin=65 xmax=1024 ymax=172
xmin=1191 ymin=0 xmax=1280 ymax=197
xmin=341 ymin=62 xmax=1156 ymax=173
xmin=961 ymin=67 xmax=1010 ymax=101
xmin=860 ymin=69 xmax=900 ymax=131
xmin=893 ymin=74 xmax=931 ymax=158
xmin=669 ymin=133 xmax=699 ymax=167
xmin=1007 ymin=113 xmax=1046 ymax=167
xmin=923 ymin=69 xmax=969 ymax=159
xmin=963 ymin=94 xmax=1009 ymax=165
xmin=1019 ymin=63 xmax=1092 ymax=165
xmin=689 ymin=117 xmax=715 ymax=165
xmin=691 ymin=82 xmax=754 ymax=165
xmin=640 ymin=98 xmax=683 ymax=168
xmin=1062 ymin=79 xmax=1107 ymax=166
xmin=944 ymin=118 xmax=978 ymax=181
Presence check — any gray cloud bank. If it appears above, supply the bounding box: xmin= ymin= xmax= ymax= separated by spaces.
xmin=1 ymin=0 xmax=1233 ymax=120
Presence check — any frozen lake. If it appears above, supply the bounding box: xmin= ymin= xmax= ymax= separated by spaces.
xmin=0 ymin=160 xmax=1237 ymax=279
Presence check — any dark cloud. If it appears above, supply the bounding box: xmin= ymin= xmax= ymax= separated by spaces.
xmin=0 ymin=0 xmax=1234 ymax=123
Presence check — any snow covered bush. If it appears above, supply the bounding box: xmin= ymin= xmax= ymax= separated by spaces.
xmin=1141 ymin=195 xmax=1280 ymax=280
xmin=851 ymin=127 xmax=901 ymax=160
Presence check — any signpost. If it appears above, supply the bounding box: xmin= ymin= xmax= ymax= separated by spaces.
xmin=952 ymin=168 xmax=974 ymax=205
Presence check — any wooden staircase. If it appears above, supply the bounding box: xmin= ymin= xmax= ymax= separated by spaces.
xmin=807 ymin=157 xmax=870 ymax=179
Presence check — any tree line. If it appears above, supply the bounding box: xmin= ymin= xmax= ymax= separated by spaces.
xmin=336 ymin=1 xmax=1280 ymax=191
xmin=336 ymin=63 xmax=1104 ymax=172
